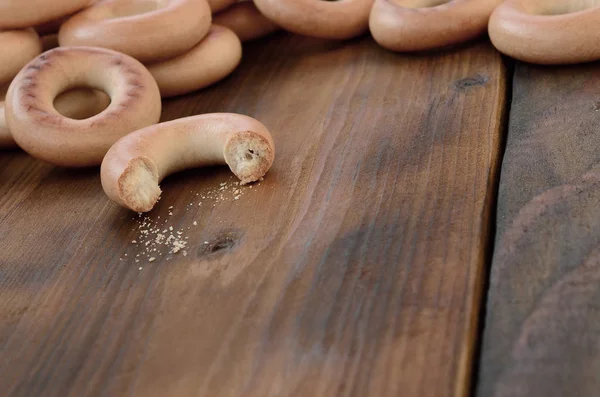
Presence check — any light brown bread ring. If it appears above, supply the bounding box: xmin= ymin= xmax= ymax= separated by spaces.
xmin=0 ymin=29 xmax=43 ymax=85
xmin=59 ymin=0 xmax=212 ymax=63
xmin=147 ymin=25 xmax=242 ymax=98
xmin=1 ymin=87 xmax=111 ymax=149
xmin=5 ymin=46 xmax=161 ymax=167
xmin=488 ymin=0 xmax=600 ymax=65
xmin=254 ymin=0 xmax=374 ymax=39
xmin=213 ymin=1 xmax=279 ymax=42
xmin=0 ymin=0 xmax=91 ymax=29
xmin=101 ymin=113 xmax=275 ymax=212
xmin=208 ymin=0 xmax=238 ymax=13
xmin=370 ymin=0 xmax=502 ymax=52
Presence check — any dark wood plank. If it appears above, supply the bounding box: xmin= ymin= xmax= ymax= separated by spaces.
xmin=0 ymin=34 xmax=506 ymax=397
xmin=477 ymin=62 xmax=600 ymax=397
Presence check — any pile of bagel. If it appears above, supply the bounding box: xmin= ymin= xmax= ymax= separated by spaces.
xmin=0 ymin=0 xmax=596 ymax=212
xmin=0 ymin=0 xmax=279 ymax=213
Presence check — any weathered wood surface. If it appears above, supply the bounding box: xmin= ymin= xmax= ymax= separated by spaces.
xmin=477 ymin=62 xmax=600 ymax=397
xmin=0 ymin=34 xmax=506 ymax=397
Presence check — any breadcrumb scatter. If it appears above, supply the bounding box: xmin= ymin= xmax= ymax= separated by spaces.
xmin=122 ymin=176 xmax=261 ymax=265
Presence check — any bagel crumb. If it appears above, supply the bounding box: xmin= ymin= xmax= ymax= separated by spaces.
xmin=123 ymin=177 xmax=259 ymax=264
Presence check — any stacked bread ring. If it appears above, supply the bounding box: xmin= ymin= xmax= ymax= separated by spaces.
xmin=1 ymin=0 xmax=277 ymax=212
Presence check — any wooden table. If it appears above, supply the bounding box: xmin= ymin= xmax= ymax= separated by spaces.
xmin=0 ymin=32 xmax=596 ymax=397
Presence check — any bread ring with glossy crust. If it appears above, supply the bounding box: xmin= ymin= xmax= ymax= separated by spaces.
xmin=489 ymin=0 xmax=600 ymax=64
xmin=5 ymin=46 xmax=161 ymax=167
xmin=59 ymin=0 xmax=212 ymax=63
xmin=147 ymin=24 xmax=242 ymax=98
xmin=0 ymin=29 xmax=43 ymax=85
xmin=370 ymin=0 xmax=502 ymax=52
xmin=254 ymin=0 xmax=374 ymax=39
xmin=208 ymin=0 xmax=238 ymax=13
xmin=0 ymin=0 xmax=91 ymax=29
xmin=1 ymin=86 xmax=111 ymax=149
xmin=101 ymin=113 xmax=275 ymax=212
xmin=213 ymin=1 xmax=279 ymax=42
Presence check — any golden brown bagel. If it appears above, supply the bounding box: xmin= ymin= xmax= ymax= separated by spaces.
xmin=5 ymin=46 xmax=161 ymax=167
xmin=213 ymin=1 xmax=279 ymax=41
xmin=0 ymin=29 xmax=43 ymax=85
xmin=208 ymin=0 xmax=238 ymax=13
xmin=147 ymin=24 xmax=242 ymax=97
xmin=59 ymin=0 xmax=212 ymax=63
xmin=101 ymin=113 xmax=275 ymax=212
xmin=370 ymin=0 xmax=503 ymax=52
xmin=0 ymin=0 xmax=91 ymax=29
xmin=489 ymin=0 xmax=600 ymax=64
xmin=254 ymin=0 xmax=374 ymax=39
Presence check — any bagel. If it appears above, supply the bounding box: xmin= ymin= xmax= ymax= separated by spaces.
xmin=101 ymin=113 xmax=275 ymax=212
xmin=489 ymin=0 xmax=600 ymax=64
xmin=369 ymin=0 xmax=503 ymax=52
xmin=208 ymin=0 xmax=238 ymax=13
xmin=0 ymin=29 xmax=43 ymax=85
xmin=5 ymin=46 xmax=161 ymax=167
xmin=147 ymin=24 xmax=242 ymax=97
xmin=0 ymin=0 xmax=91 ymax=29
xmin=213 ymin=1 xmax=279 ymax=42
xmin=254 ymin=0 xmax=374 ymax=39
xmin=59 ymin=0 xmax=212 ymax=63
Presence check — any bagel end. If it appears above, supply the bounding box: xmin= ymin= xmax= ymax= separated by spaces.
xmin=224 ymin=131 xmax=275 ymax=185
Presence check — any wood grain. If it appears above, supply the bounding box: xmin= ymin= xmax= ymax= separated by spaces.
xmin=477 ymin=62 xmax=600 ymax=397
xmin=0 ymin=34 xmax=506 ymax=397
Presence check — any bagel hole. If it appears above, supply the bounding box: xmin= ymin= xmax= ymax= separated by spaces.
xmin=108 ymin=0 xmax=166 ymax=18
xmin=530 ymin=0 xmax=600 ymax=14
xmin=53 ymin=87 xmax=111 ymax=120
xmin=390 ymin=0 xmax=450 ymax=8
